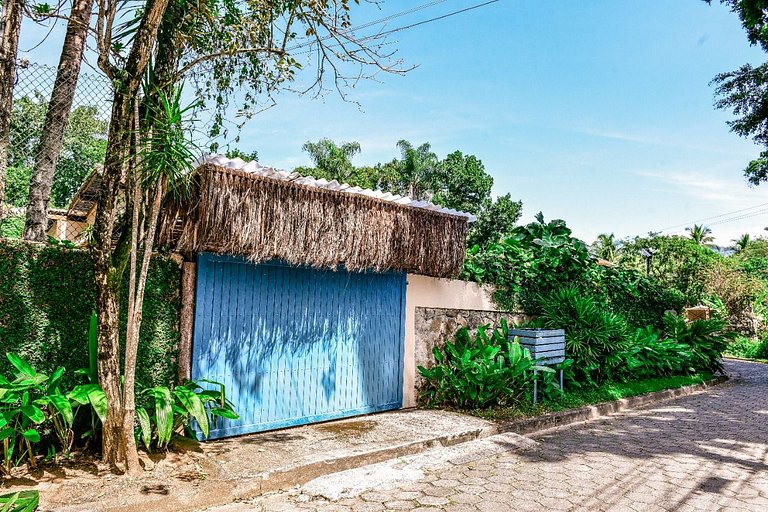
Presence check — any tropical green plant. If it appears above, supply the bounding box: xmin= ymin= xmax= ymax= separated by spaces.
xmin=663 ymin=314 xmax=734 ymax=374
xmin=537 ymin=286 xmax=630 ymax=386
xmin=418 ymin=320 xmax=549 ymax=409
xmin=617 ymin=234 xmax=720 ymax=305
xmin=0 ymin=490 xmax=39 ymax=512
xmin=134 ymin=379 xmax=238 ymax=451
xmin=726 ymin=335 xmax=768 ymax=360
xmin=463 ymin=213 xmax=592 ymax=312
xmin=0 ymin=354 xmax=71 ymax=471
xmin=0 ymin=315 xmax=108 ymax=471
xmin=618 ymin=326 xmax=694 ymax=379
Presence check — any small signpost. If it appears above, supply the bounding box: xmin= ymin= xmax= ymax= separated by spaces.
xmin=509 ymin=328 xmax=566 ymax=404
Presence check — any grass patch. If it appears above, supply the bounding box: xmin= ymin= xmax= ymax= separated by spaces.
xmin=467 ymin=373 xmax=714 ymax=422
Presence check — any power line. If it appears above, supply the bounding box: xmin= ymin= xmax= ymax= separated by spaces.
xmin=290 ymin=0 xmax=500 ymax=54
xmin=286 ymin=0 xmax=452 ymax=52
xmin=655 ymin=201 xmax=768 ymax=233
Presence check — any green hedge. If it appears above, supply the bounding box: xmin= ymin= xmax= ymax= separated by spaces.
xmin=0 ymin=238 xmax=180 ymax=387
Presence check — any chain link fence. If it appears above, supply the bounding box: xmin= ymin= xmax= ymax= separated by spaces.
xmin=1 ymin=61 xmax=112 ymax=242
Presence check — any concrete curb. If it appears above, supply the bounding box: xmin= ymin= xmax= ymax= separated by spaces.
xmin=489 ymin=375 xmax=729 ymax=437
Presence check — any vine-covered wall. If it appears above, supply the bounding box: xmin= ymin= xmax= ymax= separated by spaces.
xmin=0 ymin=239 xmax=181 ymax=387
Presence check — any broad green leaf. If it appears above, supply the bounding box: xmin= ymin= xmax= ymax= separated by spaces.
xmin=135 ymin=407 xmax=152 ymax=450
xmin=0 ymin=428 xmax=15 ymax=441
xmin=22 ymin=429 xmax=40 ymax=443
xmin=46 ymin=393 xmax=74 ymax=427
xmin=6 ymin=354 xmax=35 ymax=379
xmin=209 ymin=407 xmax=239 ymax=420
xmin=0 ymin=490 xmax=39 ymax=512
xmin=47 ymin=367 xmax=66 ymax=393
xmin=20 ymin=404 xmax=44 ymax=424
xmin=174 ymin=387 xmax=209 ymax=437
xmin=88 ymin=388 xmax=108 ymax=424
xmin=151 ymin=387 xmax=174 ymax=446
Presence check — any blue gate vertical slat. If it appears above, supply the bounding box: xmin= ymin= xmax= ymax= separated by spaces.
xmin=194 ymin=254 xmax=406 ymax=439
xmin=343 ymin=273 xmax=355 ymax=413
xmin=397 ymin=272 xmax=406 ymax=405
xmin=277 ymin=264 xmax=289 ymax=423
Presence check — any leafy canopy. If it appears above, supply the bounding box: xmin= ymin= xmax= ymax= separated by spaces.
xmin=707 ymin=1 xmax=768 ymax=183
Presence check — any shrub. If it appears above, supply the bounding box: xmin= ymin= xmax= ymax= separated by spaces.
xmin=463 ymin=213 xmax=591 ymax=313
xmin=618 ymin=326 xmax=694 ymax=379
xmin=591 ymin=265 xmax=686 ymax=330
xmin=663 ymin=314 xmax=734 ymax=374
xmin=0 ymin=353 xmax=106 ymax=472
xmin=135 ymin=380 xmax=238 ymax=451
xmin=418 ymin=321 xmax=549 ymax=408
xmin=726 ymin=335 xmax=768 ymax=360
xmin=537 ymin=286 xmax=630 ymax=386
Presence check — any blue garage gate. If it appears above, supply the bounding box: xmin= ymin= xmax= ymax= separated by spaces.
xmin=192 ymin=253 xmax=407 ymax=439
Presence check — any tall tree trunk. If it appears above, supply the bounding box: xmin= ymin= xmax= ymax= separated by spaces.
xmin=94 ymin=89 xmax=133 ymax=466
xmin=23 ymin=0 xmax=95 ymax=240
xmin=0 ymin=0 xmax=22 ymax=218
xmin=93 ymin=0 xmax=172 ymax=468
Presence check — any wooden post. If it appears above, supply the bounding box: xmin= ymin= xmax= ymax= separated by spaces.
xmin=178 ymin=261 xmax=196 ymax=382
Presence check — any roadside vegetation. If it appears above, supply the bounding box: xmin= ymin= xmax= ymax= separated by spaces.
xmin=418 ymin=214 xmax=764 ymax=416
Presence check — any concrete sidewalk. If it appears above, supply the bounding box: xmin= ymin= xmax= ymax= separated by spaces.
xmin=30 ymin=410 xmax=499 ymax=512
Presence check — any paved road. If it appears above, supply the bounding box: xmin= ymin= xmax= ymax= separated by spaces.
xmin=222 ymin=360 xmax=768 ymax=511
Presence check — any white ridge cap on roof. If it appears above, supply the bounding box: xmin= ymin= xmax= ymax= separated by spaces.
xmin=200 ymin=154 xmax=476 ymax=221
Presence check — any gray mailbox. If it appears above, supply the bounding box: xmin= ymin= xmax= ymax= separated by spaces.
xmin=509 ymin=328 xmax=566 ymax=404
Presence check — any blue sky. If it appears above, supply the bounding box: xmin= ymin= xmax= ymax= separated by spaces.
xmin=19 ymin=0 xmax=768 ymax=244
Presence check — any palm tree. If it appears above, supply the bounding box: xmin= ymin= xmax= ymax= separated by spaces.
xmin=686 ymin=224 xmax=715 ymax=247
xmin=301 ymin=138 xmax=361 ymax=182
xmin=593 ymin=233 xmax=619 ymax=261
xmin=731 ymin=233 xmax=750 ymax=252
xmin=395 ymin=140 xmax=439 ymax=200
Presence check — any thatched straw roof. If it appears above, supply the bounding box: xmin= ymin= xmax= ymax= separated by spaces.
xmin=157 ymin=157 xmax=472 ymax=277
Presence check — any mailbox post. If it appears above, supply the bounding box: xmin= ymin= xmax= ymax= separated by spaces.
xmin=509 ymin=328 xmax=566 ymax=404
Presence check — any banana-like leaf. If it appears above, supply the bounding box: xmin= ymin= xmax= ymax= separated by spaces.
xmin=20 ymin=405 xmax=44 ymax=424
xmin=46 ymin=367 xmax=65 ymax=394
xmin=88 ymin=388 xmax=108 ymax=424
xmin=173 ymin=387 xmax=209 ymax=438
xmin=151 ymin=387 xmax=174 ymax=446
xmin=22 ymin=429 xmax=40 ymax=443
xmin=0 ymin=490 xmax=40 ymax=512
xmin=135 ymin=407 xmax=152 ymax=450
xmin=209 ymin=407 xmax=239 ymax=420
xmin=45 ymin=393 xmax=74 ymax=427
xmin=0 ymin=428 xmax=15 ymax=441
xmin=6 ymin=354 xmax=35 ymax=379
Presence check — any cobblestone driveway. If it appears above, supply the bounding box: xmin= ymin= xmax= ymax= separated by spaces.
xmin=229 ymin=360 xmax=768 ymax=511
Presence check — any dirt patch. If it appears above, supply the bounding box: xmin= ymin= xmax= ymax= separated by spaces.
xmin=315 ymin=420 xmax=377 ymax=437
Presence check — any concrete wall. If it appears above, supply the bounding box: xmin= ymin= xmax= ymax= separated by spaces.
xmin=402 ymin=274 xmax=529 ymax=408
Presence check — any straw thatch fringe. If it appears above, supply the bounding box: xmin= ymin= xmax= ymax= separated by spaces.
xmin=157 ymin=165 xmax=469 ymax=277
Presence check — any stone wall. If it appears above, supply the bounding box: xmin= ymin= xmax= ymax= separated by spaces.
xmin=414 ymin=307 xmax=532 ymax=389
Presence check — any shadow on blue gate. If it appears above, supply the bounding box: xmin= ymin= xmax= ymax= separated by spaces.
xmin=192 ymin=255 xmax=405 ymax=438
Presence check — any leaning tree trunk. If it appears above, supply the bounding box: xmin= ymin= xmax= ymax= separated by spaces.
xmin=24 ymin=0 xmax=95 ymax=241
xmin=0 ymin=0 xmax=22 ymax=218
